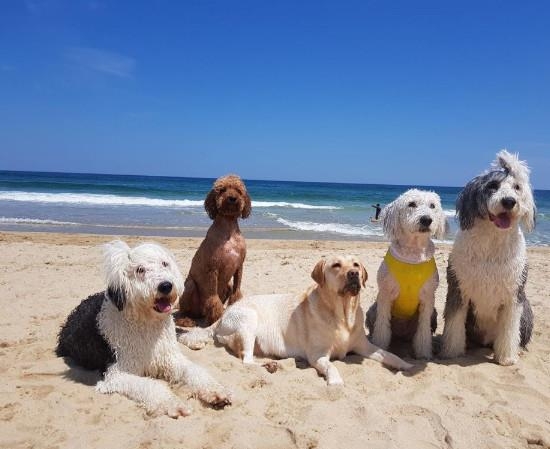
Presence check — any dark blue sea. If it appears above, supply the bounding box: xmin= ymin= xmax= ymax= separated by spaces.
xmin=1 ymin=171 xmax=549 ymax=246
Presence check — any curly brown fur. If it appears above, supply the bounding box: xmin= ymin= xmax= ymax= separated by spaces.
xmin=175 ymin=174 xmax=251 ymax=327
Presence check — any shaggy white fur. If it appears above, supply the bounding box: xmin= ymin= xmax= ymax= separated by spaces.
xmin=440 ymin=150 xmax=535 ymax=365
xmin=367 ymin=189 xmax=447 ymax=359
xmin=94 ymin=241 xmax=232 ymax=417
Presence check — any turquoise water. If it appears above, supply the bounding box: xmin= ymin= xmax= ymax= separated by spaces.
xmin=1 ymin=171 xmax=549 ymax=245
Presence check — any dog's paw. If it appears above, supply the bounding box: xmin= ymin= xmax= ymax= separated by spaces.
xmin=178 ymin=333 xmax=208 ymax=350
xmin=262 ymin=361 xmax=279 ymax=374
xmin=400 ymin=360 xmax=415 ymax=371
xmin=95 ymin=380 xmax=111 ymax=394
xmin=495 ymin=355 xmax=518 ymax=366
xmin=197 ymin=387 xmax=233 ymax=409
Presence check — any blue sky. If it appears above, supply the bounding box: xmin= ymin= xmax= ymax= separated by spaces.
xmin=1 ymin=1 xmax=549 ymax=188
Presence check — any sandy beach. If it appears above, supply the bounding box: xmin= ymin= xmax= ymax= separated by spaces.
xmin=1 ymin=231 xmax=549 ymax=449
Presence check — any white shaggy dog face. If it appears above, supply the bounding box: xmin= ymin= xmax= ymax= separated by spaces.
xmin=457 ymin=150 xmax=536 ymax=232
xmin=103 ymin=241 xmax=184 ymax=317
xmin=381 ymin=189 xmax=447 ymax=241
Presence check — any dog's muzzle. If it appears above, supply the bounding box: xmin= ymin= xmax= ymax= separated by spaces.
xmin=418 ymin=215 xmax=432 ymax=233
xmin=153 ymin=281 xmax=176 ymax=313
xmin=342 ymin=271 xmax=361 ymax=296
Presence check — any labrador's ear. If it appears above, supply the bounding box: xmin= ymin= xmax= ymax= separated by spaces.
xmin=311 ymin=259 xmax=326 ymax=286
xmin=360 ymin=263 xmax=368 ymax=287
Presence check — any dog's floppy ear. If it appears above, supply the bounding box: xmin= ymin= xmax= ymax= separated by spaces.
xmin=456 ymin=176 xmax=487 ymax=231
xmin=241 ymin=189 xmax=252 ymax=219
xmin=522 ymin=205 xmax=537 ymax=233
xmin=381 ymin=200 xmax=399 ymax=240
xmin=102 ymin=240 xmax=131 ymax=311
xmin=311 ymin=259 xmax=326 ymax=286
xmin=360 ymin=263 xmax=368 ymax=287
xmin=106 ymin=285 xmax=126 ymax=311
xmin=204 ymin=188 xmax=218 ymax=220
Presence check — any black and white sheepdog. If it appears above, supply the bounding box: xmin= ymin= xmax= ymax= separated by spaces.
xmin=440 ymin=150 xmax=536 ymax=365
xmin=56 ymin=240 xmax=232 ymax=417
xmin=366 ymin=189 xmax=447 ymax=359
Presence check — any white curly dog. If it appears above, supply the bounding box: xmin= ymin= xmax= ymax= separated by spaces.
xmin=440 ymin=150 xmax=535 ymax=365
xmin=179 ymin=255 xmax=412 ymax=386
xmin=56 ymin=240 xmax=232 ymax=418
xmin=366 ymin=189 xmax=447 ymax=359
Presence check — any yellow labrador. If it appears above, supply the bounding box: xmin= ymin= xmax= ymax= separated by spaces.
xmin=179 ymin=256 xmax=413 ymax=385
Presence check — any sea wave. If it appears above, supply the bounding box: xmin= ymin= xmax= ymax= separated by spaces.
xmin=0 ymin=217 xmax=80 ymax=226
xmin=0 ymin=191 xmax=339 ymax=210
xmin=276 ymin=218 xmax=384 ymax=237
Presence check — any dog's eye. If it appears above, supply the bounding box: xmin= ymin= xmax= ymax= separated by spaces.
xmin=486 ymin=181 xmax=499 ymax=191
xmin=408 ymin=201 xmax=417 ymax=208
xmin=162 ymin=261 xmax=169 ymax=267
xmin=514 ymin=184 xmax=521 ymax=191
xmin=430 ymin=203 xmax=435 ymax=209
xmin=353 ymin=262 xmax=360 ymax=268
xmin=136 ymin=266 xmax=145 ymax=275
xmin=331 ymin=262 xmax=341 ymax=269
xmin=220 ymin=187 xmax=227 ymax=193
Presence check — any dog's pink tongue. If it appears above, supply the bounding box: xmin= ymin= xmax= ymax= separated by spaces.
xmin=494 ymin=213 xmax=512 ymax=229
xmin=155 ymin=299 xmax=172 ymax=313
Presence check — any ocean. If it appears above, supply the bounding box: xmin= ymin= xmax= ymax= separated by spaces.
xmin=1 ymin=170 xmax=549 ymax=246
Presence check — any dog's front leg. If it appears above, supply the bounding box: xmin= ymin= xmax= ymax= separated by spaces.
xmin=309 ymin=354 xmax=343 ymax=386
xmin=371 ymin=291 xmax=394 ymax=350
xmin=493 ymin=300 xmax=522 ymax=365
xmin=413 ymin=277 xmax=438 ymax=359
xmin=203 ymin=271 xmax=225 ymax=325
xmin=96 ymin=364 xmax=191 ymax=418
xmin=440 ymin=265 xmax=468 ymax=359
xmin=371 ymin=263 xmax=398 ymax=350
xmin=170 ymin=353 xmax=232 ymax=409
xmin=227 ymin=266 xmax=244 ymax=305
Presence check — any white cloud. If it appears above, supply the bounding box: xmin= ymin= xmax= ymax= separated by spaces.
xmin=66 ymin=47 xmax=136 ymax=78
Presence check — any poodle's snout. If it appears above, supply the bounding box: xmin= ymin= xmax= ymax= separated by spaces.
xmin=228 ymin=196 xmax=238 ymax=203
xmin=157 ymin=281 xmax=173 ymax=294
xmin=419 ymin=215 xmax=433 ymax=227
xmin=501 ymin=197 xmax=517 ymax=210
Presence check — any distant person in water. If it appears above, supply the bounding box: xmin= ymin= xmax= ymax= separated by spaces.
xmin=372 ymin=203 xmax=382 ymax=220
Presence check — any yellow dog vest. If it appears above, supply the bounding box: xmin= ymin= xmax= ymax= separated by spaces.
xmin=385 ymin=250 xmax=437 ymax=320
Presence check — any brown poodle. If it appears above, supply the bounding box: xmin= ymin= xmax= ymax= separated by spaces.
xmin=175 ymin=174 xmax=251 ymax=327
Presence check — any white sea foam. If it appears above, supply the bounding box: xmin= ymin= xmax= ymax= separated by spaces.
xmin=0 ymin=191 xmax=339 ymax=210
xmin=0 ymin=217 xmax=80 ymax=226
xmin=276 ymin=218 xmax=384 ymax=237
xmin=253 ymin=201 xmax=341 ymax=210
xmin=0 ymin=191 xmax=204 ymax=207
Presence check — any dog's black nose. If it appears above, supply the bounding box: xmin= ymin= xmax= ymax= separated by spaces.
xmin=501 ymin=197 xmax=516 ymax=210
xmin=228 ymin=196 xmax=237 ymax=203
xmin=419 ymin=215 xmax=433 ymax=227
xmin=347 ymin=270 xmax=359 ymax=280
xmin=157 ymin=281 xmax=173 ymax=294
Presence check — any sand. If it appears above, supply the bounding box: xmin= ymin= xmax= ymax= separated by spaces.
xmin=0 ymin=231 xmax=549 ymax=449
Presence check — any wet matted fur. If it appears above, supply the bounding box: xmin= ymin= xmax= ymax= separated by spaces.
xmin=56 ymin=240 xmax=232 ymax=418
xmin=440 ymin=150 xmax=535 ymax=365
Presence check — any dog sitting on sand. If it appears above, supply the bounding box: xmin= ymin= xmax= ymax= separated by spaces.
xmin=366 ymin=189 xmax=447 ymax=359
xmin=440 ymin=150 xmax=535 ymax=365
xmin=56 ymin=240 xmax=232 ymax=418
xmin=179 ymin=255 xmax=412 ymax=385
xmin=175 ymin=174 xmax=251 ymax=327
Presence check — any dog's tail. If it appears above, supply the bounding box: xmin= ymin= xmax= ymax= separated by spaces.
xmin=178 ymin=321 xmax=219 ymax=350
